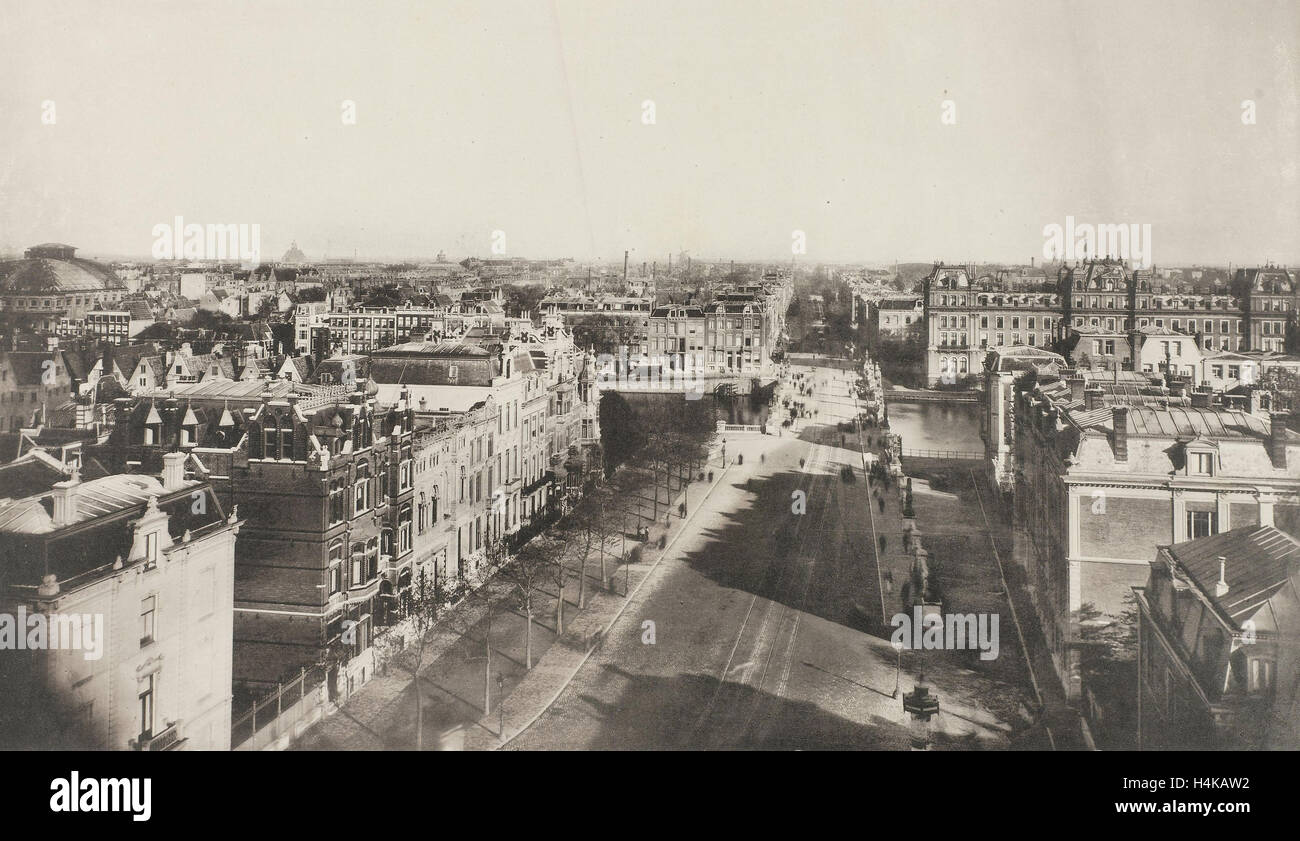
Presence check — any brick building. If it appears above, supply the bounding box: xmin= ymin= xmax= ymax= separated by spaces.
xmin=1011 ymin=375 xmax=1300 ymax=701
xmin=97 ymin=378 xmax=416 ymax=696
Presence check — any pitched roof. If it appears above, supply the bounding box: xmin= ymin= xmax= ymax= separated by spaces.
xmin=2 ymin=351 xmax=61 ymax=386
xmin=1166 ymin=526 xmax=1300 ymax=625
xmin=126 ymin=300 xmax=154 ymax=320
xmin=0 ymin=451 xmax=69 ymax=501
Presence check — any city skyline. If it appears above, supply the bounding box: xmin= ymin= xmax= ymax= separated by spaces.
xmin=2 ymin=0 xmax=1297 ymax=266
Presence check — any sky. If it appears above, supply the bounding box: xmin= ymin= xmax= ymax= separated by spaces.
xmin=1 ymin=0 xmax=1297 ymax=266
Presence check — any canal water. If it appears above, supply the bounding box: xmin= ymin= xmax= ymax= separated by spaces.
xmin=885 ymin=401 xmax=983 ymax=453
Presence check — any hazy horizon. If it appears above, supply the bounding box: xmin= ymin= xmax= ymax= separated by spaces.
xmin=2 ymin=0 xmax=1298 ymax=266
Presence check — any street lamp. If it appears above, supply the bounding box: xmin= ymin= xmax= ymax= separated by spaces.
xmin=622 ymin=514 xmax=630 ymax=595
xmin=496 ymin=672 xmax=505 ymax=738
xmin=891 ymin=639 xmax=904 ymax=699
xmin=901 ymin=673 xmax=940 ymax=751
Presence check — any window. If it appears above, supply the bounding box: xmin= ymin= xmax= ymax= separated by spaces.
xmin=354 ymin=460 xmax=371 ymax=513
xmin=1192 ymin=452 xmax=1213 ymax=475
xmin=350 ymin=542 xmax=365 ymax=586
xmin=328 ymin=542 xmax=344 ymax=595
xmin=1187 ymin=510 xmax=1216 ymax=539
xmin=1250 ymin=658 xmax=1275 ymax=693
xmin=139 ymin=675 xmax=156 ymax=740
xmin=329 ymin=480 xmax=347 ymax=525
xmin=399 ymin=504 xmax=413 ymax=553
xmin=140 ymin=596 xmax=156 ymax=646
xmin=145 ymin=532 xmax=158 ymax=567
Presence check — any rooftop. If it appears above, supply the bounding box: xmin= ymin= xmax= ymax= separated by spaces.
xmin=1165 ymin=526 xmax=1300 ymax=625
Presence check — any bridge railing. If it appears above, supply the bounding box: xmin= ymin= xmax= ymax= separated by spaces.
xmin=900 ymin=448 xmax=984 ymax=461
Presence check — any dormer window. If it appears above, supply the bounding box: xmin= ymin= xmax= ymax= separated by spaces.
xmin=1191 ymin=451 xmax=1214 ymax=475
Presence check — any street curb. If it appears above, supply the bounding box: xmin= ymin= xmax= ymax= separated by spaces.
xmin=496 ymin=459 xmax=735 ymax=748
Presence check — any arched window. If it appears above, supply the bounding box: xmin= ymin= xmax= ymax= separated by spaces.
xmin=354 ymin=459 xmax=371 ymax=513
xmin=399 ymin=504 xmax=413 ymax=553
xmin=328 ymin=540 xmax=344 ymax=595
xmin=350 ymin=541 xmax=365 ymax=587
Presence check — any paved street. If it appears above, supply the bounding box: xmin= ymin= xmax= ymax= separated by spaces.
xmin=509 ymin=358 xmax=1045 ymax=750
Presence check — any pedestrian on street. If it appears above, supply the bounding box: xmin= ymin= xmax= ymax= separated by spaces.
xmin=879 ymin=534 xmax=887 ymax=554
xmin=878 ymin=496 xmax=885 ymax=513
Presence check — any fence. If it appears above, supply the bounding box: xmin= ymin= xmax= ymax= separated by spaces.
xmin=900 ymin=448 xmax=985 ymax=461
xmin=231 ymin=665 xmax=329 ymax=749
xmin=885 ymin=389 xmax=979 ymax=403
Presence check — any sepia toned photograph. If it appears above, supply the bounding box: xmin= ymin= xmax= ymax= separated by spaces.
xmin=0 ymin=0 xmax=1297 ymax=821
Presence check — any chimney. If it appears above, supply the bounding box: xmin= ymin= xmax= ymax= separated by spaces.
xmin=1112 ymin=405 xmax=1129 ymax=461
xmin=1214 ymin=556 xmax=1230 ymax=598
xmin=162 ymin=450 xmax=186 ymax=490
xmin=1084 ymin=386 xmax=1104 ymax=411
xmin=1067 ymin=372 xmax=1085 ymax=402
xmin=1269 ymin=412 xmax=1289 ymax=470
xmin=51 ymin=471 xmax=81 ymax=527
xmin=1191 ymin=387 xmax=1212 ymax=409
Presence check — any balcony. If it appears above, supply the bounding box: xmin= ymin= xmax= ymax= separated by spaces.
xmin=134 ymin=722 xmax=185 ymax=751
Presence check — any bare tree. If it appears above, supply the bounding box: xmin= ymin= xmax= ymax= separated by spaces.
xmin=498 ymin=537 xmax=554 ymax=670
xmin=547 ymin=529 xmax=575 ymax=638
xmin=476 ymin=535 xmax=511 ymax=714
xmin=563 ymin=491 xmax=600 ymax=609
xmin=390 ymin=568 xmax=452 ymax=751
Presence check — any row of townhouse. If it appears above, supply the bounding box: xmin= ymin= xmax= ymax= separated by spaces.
xmin=316 ymin=298 xmax=510 ymax=357
xmin=641 ymin=293 xmax=786 ymax=378
xmin=368 ymin=316 xmax=600 ymax=588
xmin=0 ymin=309 xmax=601 ymax=749
xmin=923 ymin=260 xmax=1298 ymax=384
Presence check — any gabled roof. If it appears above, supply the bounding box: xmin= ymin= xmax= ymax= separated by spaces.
xmin=126 ymin=300 xmax=154 ymax=320
xmin=0 ymin=451 xmax=69 ymax=502
xmin=2 ymin=351 xmax=62 ymax=386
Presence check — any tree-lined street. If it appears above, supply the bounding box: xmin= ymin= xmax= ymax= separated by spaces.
xmin=509 ymin=357 xmax=1045 ymax=750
